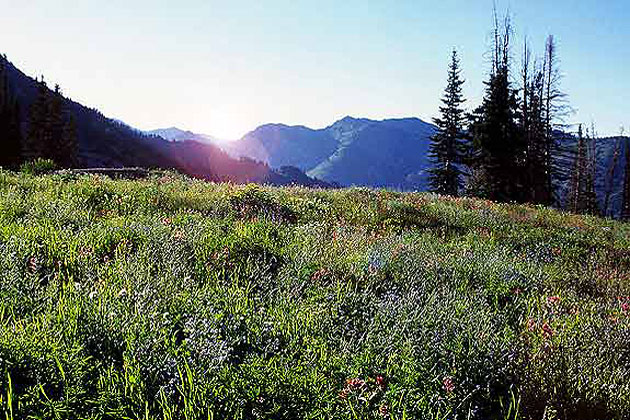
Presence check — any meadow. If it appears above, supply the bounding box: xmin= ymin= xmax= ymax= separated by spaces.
xmin=0 ymin=170 xmax=629 ymax=420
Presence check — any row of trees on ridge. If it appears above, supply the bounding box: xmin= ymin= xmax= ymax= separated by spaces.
xmin=428 ymin=14 xmax=630 ymax=219
xmin=0 ymin=56 xmax=79 ymax=169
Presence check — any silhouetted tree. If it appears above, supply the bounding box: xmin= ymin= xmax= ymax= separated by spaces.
xmin=0 ymin=55 xmax=23 ymax=168
xmin=24 ymin=80 xmax=79 ymax=167
xmin=59 ymin=113 xmax=79 ymax=168
xmin=48 ymin=84 xmax=66 ymax=163
xmin=468 ymin=13 xmax=525 ymax=201
xmin=569 ymin=125 xmax=599 ymax=215
xmin=603 ymin=137 xmax=622 ymax=217
xmin=24 ymin=78 xmax=51 ymax=161
xmin=428 ymin=50 xmax=468 ymax=196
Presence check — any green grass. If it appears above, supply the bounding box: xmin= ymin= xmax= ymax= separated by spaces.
xmin=0 ymin=170 xmax=629 ymax=420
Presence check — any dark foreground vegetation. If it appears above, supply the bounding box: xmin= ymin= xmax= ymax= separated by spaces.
xmin=1 ymin=171 xmax=629 ymax=419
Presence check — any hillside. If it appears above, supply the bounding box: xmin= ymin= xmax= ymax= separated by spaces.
xmin=0 ymin=55 xmax=325 ymax=187
xmin=1 ymin=171 xmax=629 ymax=419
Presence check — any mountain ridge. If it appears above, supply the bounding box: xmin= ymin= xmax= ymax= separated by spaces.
xmin=0 ymin=54 xmax=329 ymax=188
xmin=226 ymin=115 xmax=438 ymax=190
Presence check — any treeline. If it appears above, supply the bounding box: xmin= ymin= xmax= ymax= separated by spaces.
xmin=0 ymin=55 xmax=79 ymax=169
xmin=428 ymin=13 xmax=630 ymax=219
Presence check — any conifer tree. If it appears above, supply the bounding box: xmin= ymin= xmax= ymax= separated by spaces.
xmin=48 ymin=85 xmax=65 ymax=161
xmin=569 ymin=125 xmax=599 ymax=215
xmin=24 ymin=80 xmax=78 ymax=167
xmin=469 ymin=14 xmax=525 ymax=202
xmin=0 ymin=55 xmax=22 ymax=168
xmin=59 ymin=113 xmax=79 ymax=168
xmin=603 ymin=138 xmax=622 ymax=217
xmin=24 ymin=79 xmax=51 ymax=161
xmin=428 ymin=50 xmax=467 ymax=196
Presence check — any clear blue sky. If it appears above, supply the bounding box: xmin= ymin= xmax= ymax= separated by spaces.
xmin=1 ymin=0 xmax=628 ymax=139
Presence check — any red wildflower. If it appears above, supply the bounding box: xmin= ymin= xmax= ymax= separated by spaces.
xmin=161 ymin=217 xmax=172 ymax=226
xmin=28 ymin=256 xmax=38 ymax=273
xmin=511 ymin=287 xmax=522 ymax=296
xmin=547 ymin=296 xmax=561 ymax=304
xmin=379 ymin=404 xmax=390 ymax=418
xmin=542 ymin=322 xmax=554 ymax=339
xmin=375 ymin=375 xmax=386 ymax=389
xmin=311 ymin=268 xmax=328 ymax=282
xmin=621 ymin=302 xmax=630 ymax=314
xmin=526 ymin=318 xmax=537 ymax=332
xmin=346 ymin=378 xmax=365 ymax=389
xmin=442 ymin=376 xmax=455 ymax=393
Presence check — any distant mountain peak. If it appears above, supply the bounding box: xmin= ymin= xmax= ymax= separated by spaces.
xmin=147 ymin=127 xmax=220 ymax=144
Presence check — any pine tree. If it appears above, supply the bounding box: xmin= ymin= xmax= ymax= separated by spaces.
xmin=48 ymin=85 xmax=67 ymax=165
xmin=569 ymin=125 xmax=599 ymax=215
xmin=59 ymin=113 xmax=79 ymax=168
xmin=603 ymin=138 xmax=622 ymax=217
xmin=469 ymin=14 xmax=525 ymax=202
xmin=23 ymin=80 xmax=77 ymax=167
xmin=520 ymin=43 xmax=548 ymax=204
xmin=428 ymin=50 xmax=467 ymax=196
xmin=24 ymin=79 xmax=51 ymax=161
xmin=0 ymin=55 xmax=22 ymax=168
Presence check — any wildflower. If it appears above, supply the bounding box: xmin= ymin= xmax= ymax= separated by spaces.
xmin=526 ymin=318 xmax=536 ymax=332
xmin=375 ymin=375 xmax=386 ymax=389
xmin=442 ymin=376 xmax=455 ymax=393
xmin=79 ymin=246 xmax=93 ymax=257
xmin=28 ymin=256 xmax=39 ymax=273
xmin=542 ymin=322 xmax=554 ymax=339
xmin=346 ymin=378 xmax=365 ymax=389
xmin=161 ymin=217 xmax=172 ymax=226
xmin=379 ymin=404 xmax=389 ymax=418
xmin=621 ymin=302 xmax=630 ymax=314
xmin=311 ymin=268 xmax=328 ymax=282
xmin=547 ymin=296 xmax=561 ymax=304
xmin=338 ymin=390 xmax=348 ymax=400
xmin=511 ymin=287 xmax=522 ymax=296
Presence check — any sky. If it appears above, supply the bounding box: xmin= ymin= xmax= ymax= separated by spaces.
xmin=1 ymin=0 xmax=629 ymax=139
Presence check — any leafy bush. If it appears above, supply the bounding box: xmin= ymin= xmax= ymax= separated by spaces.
xmin=19 ymin=158 xmax=56 ymax=175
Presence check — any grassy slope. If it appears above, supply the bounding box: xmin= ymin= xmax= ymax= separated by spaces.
xmin=0 ymin=171 xmax=629 ymax=420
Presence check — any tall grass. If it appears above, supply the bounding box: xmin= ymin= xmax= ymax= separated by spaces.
xmin=0 ymin=170 xmax=629 ymax=419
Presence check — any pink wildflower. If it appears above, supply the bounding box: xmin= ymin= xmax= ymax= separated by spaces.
xmin=442 ymin=376 xmax=455 ymax=393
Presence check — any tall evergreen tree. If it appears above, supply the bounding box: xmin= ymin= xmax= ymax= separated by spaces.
xmin=24 ymin=80 xmax=78 ymax=167
xmin=603 ymin=138 xmax=622 ymax=217
xmin=520 ymin=43 xmax=548 ymax=204
xmin=568 ymin=125 xmax=599 ymax=215
xmin=48 ymin=84 xmax=66 ymax=163
xmin=0 ymin=55 xmax=23 ymax=168
xmin=469 ymin=14 xmax=525 ymax=202
xmin=428 ymin=50 xmax=467 ymax=196
xmin=59 ymin=113 xmax=79 ymax=168
xmin=24 ymin=78 xmax=51 ymax=161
